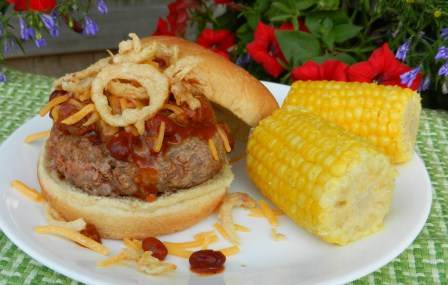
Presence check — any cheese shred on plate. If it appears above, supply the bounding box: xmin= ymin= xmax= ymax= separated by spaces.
xmin=34 ymin=225 xmax=109 ymax=255
xmin=11 ymin=180 xmax=44 ymax=203
xmin=24 ymin=130 xmax=50 ymax=143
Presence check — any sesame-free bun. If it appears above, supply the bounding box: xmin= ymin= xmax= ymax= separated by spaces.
xmin=141 ymin=36 xmax=279 ymax=127
xmin=38 ymin=145 xmax=233 ymax=239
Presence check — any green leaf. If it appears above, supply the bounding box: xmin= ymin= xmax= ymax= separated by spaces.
xmin=236 ymin=23 xmax=254 ymax=54
xmin=293 ymin=0 xmax=317 ymax=10
xmin=316 ymin=0 xmax=340 ymax=10
xmin=311 ymin=53 xmax=356 ymax=64
xmin=332 ymin=24 xmax=362 ymax=43
xmin=270 ymin=14 xmax=293 ymax=22
xmin=271 ymin=1 xmax=291 ymax=13
xmin=243 ymin=0 xmax=271 ymax=29
xmin=276 ymin=30 xmax=321 ymax=66
xmin=305 ymin=16 xmax=322 ymax=36
xmin=322 ymin=33 xmax=335 ymax=49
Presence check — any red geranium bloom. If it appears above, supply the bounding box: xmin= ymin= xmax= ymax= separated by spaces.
xmin=246 ymin=22 xmax=286 ymax=78
xmin=347 ymin=43 xmax=422 ymax=90
xmin=7 ymin=0 xmax=56 ymax=12
xmin=279 ymin=18 xmax=309 ymax=33
xmin=292 ymin=60 xmax=348 ymax=81
xmin=197 ymin=29 xmax=235 ymax=59
xmin=153 ymin=0 xmax=198 ymax=36
xmin=153 ymin=18 xmax=175 ymax=36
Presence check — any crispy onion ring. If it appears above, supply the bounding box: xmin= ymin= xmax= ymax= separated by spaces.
xmin=53 ymin=57 xmax=110 ymax=89
xmin=113 ymin=41 xmax=178 ymax=66
xmin=107 ymin=80 xmax=147 ymax=99
xmin=91 ymin=63 xmax=169 ymax=127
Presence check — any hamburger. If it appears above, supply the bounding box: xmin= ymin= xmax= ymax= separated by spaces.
xmin=37 ymin=34 xmax=278 ymax=239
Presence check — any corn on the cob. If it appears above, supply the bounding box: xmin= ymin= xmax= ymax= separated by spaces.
xmin=246 ymin=107 xmax=396 ymax=245
xmin=283 ymin=81 xmax=421 ymax=164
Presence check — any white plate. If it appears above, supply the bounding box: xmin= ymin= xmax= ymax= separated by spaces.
xmin=0 ymin=82 xmax=432 ymax=285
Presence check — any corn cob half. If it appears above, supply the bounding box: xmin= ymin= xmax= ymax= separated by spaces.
xmin=283 ymin=81 xmax=421 ymax=164
xmin=247 ymin=107 xmax=397 ymax=245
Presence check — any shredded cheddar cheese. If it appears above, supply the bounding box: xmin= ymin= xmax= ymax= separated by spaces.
xmin=34 ymin=225 xmax=109 ymax=255
xmin=82 ymin=112 xmax=99 ymax=127
xmin=271 ymin=228 xmax=286 ymax=241
xmin=214 ymin=223 xmax=230 ymax=241
xmin=258 ymin=200 xmax=279 ymax=227
xmin=78 ymin=91 xmax=91 ymax=102
xmin=24 ymin=130 xmax=50 ymax=143
xmin=61 ymin=104 xmax=95 ymax=125
xmin=97 ymin=251 xmax=128 ymax=267
xmin=68 ymin=98 xmax=84 ymax=109
xmin=219 ymin=245 xmax=240 ymax=256
xmin=163 ymin=103 xmax=183 ymax=115
xmin=134 ymin=120 xmax=145 ymax=135
xmin=123 ymin=238 xmax=142 ymax=251
xmin=51 ymin=105 xmax=60 ymax=121
xmin=44 ymin=203 xmax=86 ymax=231
xmin=164 ymin=243 xmax=193 ymax=259
xmin=153 ymin=121 xmax=166 ymax=152
xmin=11 ymin=180 xmax=44 ymax=203
xmin=208 ymin=139 xmax=219 ymax=161
xmin=217 ymin=125 xmax=231 ymax=152
xmin=234 ymin=224 xmax=250 ymax=232
xmin=39 ymin=95 xmax=69 ymax=117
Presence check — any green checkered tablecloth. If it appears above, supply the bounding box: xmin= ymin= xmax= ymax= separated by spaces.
xmin=0 ymin=68 xmax=447 ymax=285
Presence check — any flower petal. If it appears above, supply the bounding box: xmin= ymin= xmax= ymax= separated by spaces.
xmin=291 ymin=61 xmax=322 ymax=81
xmin=321 ymin=60 xmax=348 ymax=81
xmin=347 ymin=61 xmax=376 ymax=82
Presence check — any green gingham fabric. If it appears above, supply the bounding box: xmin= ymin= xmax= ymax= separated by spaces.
xmin=0 ymin=68 xmax=447 ymax=285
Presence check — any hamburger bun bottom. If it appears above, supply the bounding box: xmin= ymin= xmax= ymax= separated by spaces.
xmin=38 ymin=143 xmax=233 ymax=239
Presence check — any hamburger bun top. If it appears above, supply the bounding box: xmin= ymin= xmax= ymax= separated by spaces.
xmin=141 ymin=36 xmax=279 ymax=127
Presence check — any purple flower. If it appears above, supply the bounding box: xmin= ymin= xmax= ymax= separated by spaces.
xmin=35 ymin=38 xmax=47 ymax=48
xmin=395 ymin=40 xmax=411 ymax=61
xmin=0 ymin=72 xmax=6 ymax=83
xmin=40 ymin=14 xmax=59 ymax=38
xmin=236 ymin=53 xmax=250 ymax=66
xmin=418 ymin=76 xmax=431 ymax=92
xmin=400 ymin=67 xmax=421 ymax=87
xmin=96 ymin=0 xmax=108 ymax=14
xmin=83 ymin=16 xmax=99 ymax=36
xmin=438 ymin=62 xmax=448 ymax=77
xmin=19 ymin=17 xmax=35 ymax=41
xmin=435 ymin=46 xmax=448 ymax=61
xmin=441 ymin=28 xmax=448 ymax=40
xmin=3 ymin=39 xmax=16 ymax=54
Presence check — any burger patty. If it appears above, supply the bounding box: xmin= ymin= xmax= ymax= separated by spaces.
xmin=46 ymin=127 xmax=226 ymax=197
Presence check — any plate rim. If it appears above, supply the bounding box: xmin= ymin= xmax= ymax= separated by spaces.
xmin=0 ymin=81 xmax=433 ymax=285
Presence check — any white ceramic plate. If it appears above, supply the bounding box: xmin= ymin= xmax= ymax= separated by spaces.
xmin=0 ymin=82 xmax=432 ymax=285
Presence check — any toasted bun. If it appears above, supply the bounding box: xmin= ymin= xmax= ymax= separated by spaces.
xmin=141 ymin=36 xmax=279 ymax=127
xmin=38 ymin=144 xmax=233 ymax=239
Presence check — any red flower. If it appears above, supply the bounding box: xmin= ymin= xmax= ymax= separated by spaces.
xmin=347 ymin=43 xmax=422 ymax=90
xmin=279 ymin=18 xmax=309 ymax=33
xmin=197 ymin=29 xmax=235 ymax=58
xmin=292 ymin=60 xmax=348 ymax=81
xmin=7 ymin=0 xmax=56 ymax=12
xmin=153 ymin=0 xmax=198 ymax=37
xmin=246 ymin=22 xmax=286 ymax=78
xmin=153 ymin=18 xmax=175 ymax=36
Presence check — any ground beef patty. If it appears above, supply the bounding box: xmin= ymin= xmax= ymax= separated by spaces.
xmin=46 ymin=127 xmax=226 ymax=197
